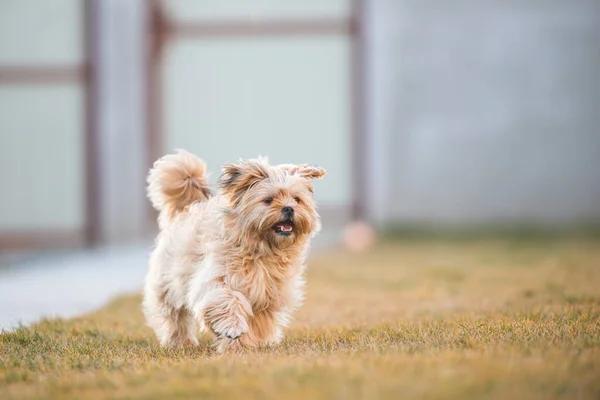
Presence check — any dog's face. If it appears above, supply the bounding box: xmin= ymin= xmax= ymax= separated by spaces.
xmin=219 ymin=157 xmax=326 ymax=247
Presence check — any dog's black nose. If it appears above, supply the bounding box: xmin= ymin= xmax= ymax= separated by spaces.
xmin=282 ymin=206 xmax=294 ymax=216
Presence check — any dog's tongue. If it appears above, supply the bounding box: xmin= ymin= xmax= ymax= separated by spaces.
xmin=279 ymin=223 xmax=293 ymax=232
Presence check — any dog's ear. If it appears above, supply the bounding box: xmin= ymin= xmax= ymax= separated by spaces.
xmin=298 ymin=165 xmax=326 ymax=180
xmin=219 ymin=158 xmax=269 ymax=205
xmin=280 ymin=164 xmax=326 ymax=180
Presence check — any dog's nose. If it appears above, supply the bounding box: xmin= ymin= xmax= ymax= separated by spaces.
xmin=281 ymin=206 xmax=294 ymax=216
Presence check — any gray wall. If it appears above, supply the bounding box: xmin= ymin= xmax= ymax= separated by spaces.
xmin=367 ymin=0 xmax=600 ymax=227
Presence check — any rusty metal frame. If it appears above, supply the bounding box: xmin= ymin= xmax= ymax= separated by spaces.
xmin=350 ymin=0 xmax=367 ymax=221
xmin=0 ymin=65 xmax=85 ymax=84
xmin=173 ymin=18 xmax=352 ymax=38
xmin=83 ymin=0 xmax=101 ymax=245
xmin=0 ymin=0 xmax=100 ymax=252
xmin=146 ymin=0 xmax=367 ymax=222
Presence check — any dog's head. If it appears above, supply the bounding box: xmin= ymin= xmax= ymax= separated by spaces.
xmin=219 ymin=157 xmax=326 ymax=247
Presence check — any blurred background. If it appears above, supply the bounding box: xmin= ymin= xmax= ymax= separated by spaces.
xmin=0 ymin=0 xmax=599 ymax=327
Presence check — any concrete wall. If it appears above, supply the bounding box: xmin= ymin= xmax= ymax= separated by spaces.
xmin=367 ymin=0 xmax=600 ymax=227
xmin=6 ymin=0 xmax=598 ymax=248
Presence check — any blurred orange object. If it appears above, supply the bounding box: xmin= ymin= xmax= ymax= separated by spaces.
xmin=343 ymin=221 xmax=376 ymax=252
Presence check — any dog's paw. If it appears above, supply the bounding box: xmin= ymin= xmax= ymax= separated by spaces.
xmin=224 ymin=326 xmax=247 ymax=340
xmin=212 ymin=316 xmax=248 ymax=340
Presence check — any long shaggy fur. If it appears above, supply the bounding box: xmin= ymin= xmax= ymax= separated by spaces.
xmin=143 ymin=151 xmax=325 ymax=352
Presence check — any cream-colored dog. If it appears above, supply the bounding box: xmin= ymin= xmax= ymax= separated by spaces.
xmin=143 ymin=150 xmax=325 ymax=352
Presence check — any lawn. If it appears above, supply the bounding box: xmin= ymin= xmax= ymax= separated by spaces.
xmin=1 ymin=238 xmax=599 ymax=399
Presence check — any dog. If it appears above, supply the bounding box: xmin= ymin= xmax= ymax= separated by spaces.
xmin=143 ymin=150 xmax=326 ymax=352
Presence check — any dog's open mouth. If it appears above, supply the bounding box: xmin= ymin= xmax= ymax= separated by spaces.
xmin=273 ymin=220 xmax=294 ymax=236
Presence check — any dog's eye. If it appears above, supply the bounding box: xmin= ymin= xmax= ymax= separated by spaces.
xmin=264 ymin=198 xmax=274 ymax=205
xmin=294 ymin=197 xmax=301 ymax=204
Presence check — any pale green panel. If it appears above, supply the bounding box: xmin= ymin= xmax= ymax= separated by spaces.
xmin=0 ymin=85 xmax=85 ymax=232
xmin=0 ymin=0 xmax=83 ymax=64
xmin=164 ymin=36 xmax=351 ymax=206
xmin=166 ymin=0 xmax=350 ymax=21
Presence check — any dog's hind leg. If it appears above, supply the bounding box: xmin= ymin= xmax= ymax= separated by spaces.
xmin=143 ymin=285 xmax=198 ymax=347
xmin=163 ymin=307 xmax=198 ymax=347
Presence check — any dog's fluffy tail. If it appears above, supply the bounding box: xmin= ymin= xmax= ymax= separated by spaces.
xmin=147 ymin=150 xmax=211 ymax=223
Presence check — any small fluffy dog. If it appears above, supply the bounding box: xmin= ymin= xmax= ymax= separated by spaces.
xmin=143 ymin=150 xmax=325 ymax=352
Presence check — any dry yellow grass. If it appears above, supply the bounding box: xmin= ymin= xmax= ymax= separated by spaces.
xmin=1 ymin=238 xmax=600 ymax=399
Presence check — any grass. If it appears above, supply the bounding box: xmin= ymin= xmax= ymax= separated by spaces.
xmin=1 ymin=238 xmax=599 ymax=399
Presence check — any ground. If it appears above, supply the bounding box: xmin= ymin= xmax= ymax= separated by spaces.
xmin=1 ymin=238 xmax=599 ymax=399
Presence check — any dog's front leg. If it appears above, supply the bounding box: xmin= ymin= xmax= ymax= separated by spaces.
xmin=192 ymin=283 xmax=253 ymax=344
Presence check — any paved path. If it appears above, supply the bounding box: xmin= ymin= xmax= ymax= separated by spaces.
xmin=0 ymin=244 xmax=150 ymax=331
